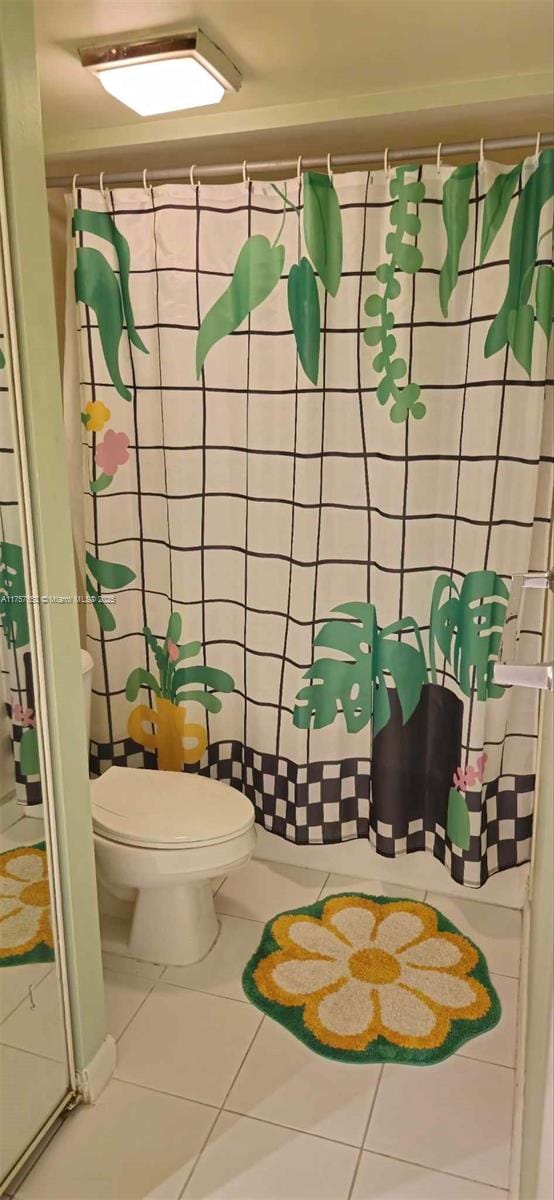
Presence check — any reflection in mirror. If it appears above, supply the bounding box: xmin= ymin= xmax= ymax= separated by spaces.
xmin=0 ymin=191 xmax=72 ymax=1184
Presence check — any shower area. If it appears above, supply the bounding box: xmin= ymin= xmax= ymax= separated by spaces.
xmin=61 ymin=150 xmax=553 ymax=894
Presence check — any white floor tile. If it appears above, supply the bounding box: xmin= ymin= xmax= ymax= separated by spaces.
xmin=17 ymin=1078 xmax=217 ymax=1200
xmin=183 ymin=1110 xmax=358 ymax=1199
xmin=103 ymin=969 xmax=154 ymax=1040
xmin=352 ymin=1151 xmax=509 ymax=1198
xmin=226 ymin=1016 xmax=381 ymax=1146
xmin=0 ymin=1045 xmax=68 ymax=1184
xmin=102 ymin=952 xmax=164 ymax=982
xmin=319 ymin=873 xmax=425 ymax=903
xmin=0 ymin=970 xmax=67 ymax=1062
xmin=426 ymin=893 xmax=522 ymax=977
xmin=163 ymin=915 xmax=263 ymax=1003
xmin=115 ymin=982 xmax=261 ymax=1106
xmin=366 ymin=1056 xmax=514 ymax=1188
xmin=0 ymin=963 xmax=54 ymax=1024
xmin=0 ymin=816 xmax=45 ymax=850
xmin=215 ymin=860 xmax=328 ymax=922
xmin=457 ymin=974 xmax=518 ymax=1068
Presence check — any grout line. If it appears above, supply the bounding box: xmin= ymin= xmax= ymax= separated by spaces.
xmin=360 ymin=1144 xmax=511 ymax=1191
xmin=177 ymin=1015 xmax=266 ymax=1200
xmin=359 ymin=1146 xmax=511 ymax=1193
xmin=347 ymin=1064 xmax=385 ymax=1199
xmin=221 ymin=1105 xmax=362 ymax=1149
xmin=175 ymin=1104 xmax=221 ymax=1200
xmin=315 ymin=871 xmax=331 ymax=900
xmin=110 ymin=977 xmax=159 ymax=1044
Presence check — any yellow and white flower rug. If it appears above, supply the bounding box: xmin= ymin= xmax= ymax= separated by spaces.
xmin=243 ymin=895 xmax=500 ymax=1064
xmin=0 ymin=843 xmax=55 ymax=967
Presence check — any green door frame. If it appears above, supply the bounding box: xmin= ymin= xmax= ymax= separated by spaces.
xmin=0 ymin=0 xmax=105 ymax=1073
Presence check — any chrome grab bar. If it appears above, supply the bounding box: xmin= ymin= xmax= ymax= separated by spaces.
xmin=493 ymin=570 xmax=553 ymax=692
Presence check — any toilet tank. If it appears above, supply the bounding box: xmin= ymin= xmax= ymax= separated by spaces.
xmin=81 ymin=648 xmax=94 ymax=740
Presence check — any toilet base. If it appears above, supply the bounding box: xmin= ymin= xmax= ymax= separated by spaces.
xmin=128 ymin=879 xmax=219 ymax=966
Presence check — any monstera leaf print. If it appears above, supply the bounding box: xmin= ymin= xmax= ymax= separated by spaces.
xmin=294 ymin=603 xmax=427 ymax=737
xmin=429 ymin=570 xmax=509 ymax=701
xmin=302 ymin=171 xmax=343 ymax=297
xmin=73 ymin=209 xmax=148 ymax=400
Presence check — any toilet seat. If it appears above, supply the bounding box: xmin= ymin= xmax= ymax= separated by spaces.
xmin=91 ymin=766 xmax=254 ymax=850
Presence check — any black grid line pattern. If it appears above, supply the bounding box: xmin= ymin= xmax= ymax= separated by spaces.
xmin=69 ymin=161 xmax=554 ymax=887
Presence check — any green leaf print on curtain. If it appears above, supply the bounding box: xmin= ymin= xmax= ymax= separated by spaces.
xmin=73 ymin=208 xmax=148 ymax=400
xmin=479 ymin=162 xmax=522 ymax=264
xmin=439 ymin=163 xmax=477 ymax=317
xmin=196 ymin=235 xmax=285 ymax=376
xmin=287 ymin=257 xmax=320 ymax=384
xmin=363 ymin=167 xmax=426 ymax=422
xmin=302 ymin=171 xmax=343 ymax=297
xmin=441 ymin=151 xmax=554 ymax=372
xmin=295 ymin=570 xmax=510 ymax=735
xmin=293 ymin=603 xmax=427 ymax=737
xmin=0 ymin=542 xmax=29 ymax=649
xmin=85 ymin=551 xmax=136 ymax=634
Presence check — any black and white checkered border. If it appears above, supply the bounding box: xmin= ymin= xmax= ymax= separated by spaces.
xmin=89 ymin=738 xmax=534 ymax=887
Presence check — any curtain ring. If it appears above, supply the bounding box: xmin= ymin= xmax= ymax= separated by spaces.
xmin=99 ymin=171 xmax=107 ymax=199
xmin=479 ymin=137 xmax=485 ymax=165
xmin=327 ymin=153 xmax=333 ymax=181
xmin=190 ymin=164 xmax=199 ymax=189
xmin=297 ymin=155 xmax=303 ymax=182
xmin=72 ymin=173 xmax=79 ymax=209
xmin=142 ymin=168 xmax=150 ymax=194
xmin=242 ymin=160 xmax=250 ymax=188
xmin=535 ymin=131 xmax=541 ymax=162
xmin=436 ymin=142 xmax=442 ymax=174
xmin=384 ymin=147 xmax=390 ymax=178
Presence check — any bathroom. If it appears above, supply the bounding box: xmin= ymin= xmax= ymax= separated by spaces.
xmin=0 ymin=0 xmax=552 ymax=1196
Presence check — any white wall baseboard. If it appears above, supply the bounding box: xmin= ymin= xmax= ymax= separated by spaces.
xmin=76 ymin=1034 xmax=116 ymax=1104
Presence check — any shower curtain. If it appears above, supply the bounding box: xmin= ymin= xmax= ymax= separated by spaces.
xmin=0 ymin=332 xmax=42 ymax=806
xmin=64 ymin=152 xmax=553 ymax=886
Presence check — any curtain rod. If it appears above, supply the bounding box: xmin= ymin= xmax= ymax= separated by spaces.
xmin=46 ymin=132 xmax=554 ymax=189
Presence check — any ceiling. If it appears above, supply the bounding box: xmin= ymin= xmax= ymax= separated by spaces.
xmin=36 ymin=0 xmax=554 ymax=178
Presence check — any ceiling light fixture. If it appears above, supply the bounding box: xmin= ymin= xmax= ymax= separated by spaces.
xmin=78 ymin=30 xmax=241 ymax=117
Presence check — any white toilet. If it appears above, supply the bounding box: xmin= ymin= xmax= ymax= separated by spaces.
xmin=81 ymin=651 xmax=256 ymax=966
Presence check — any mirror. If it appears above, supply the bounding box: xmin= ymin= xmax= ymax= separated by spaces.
xmin=0 ymin=157 xmax=73 ymax=1182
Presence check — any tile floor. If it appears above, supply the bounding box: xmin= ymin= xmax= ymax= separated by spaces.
xmin=4 ymin=855 xmax=522 ymax=1200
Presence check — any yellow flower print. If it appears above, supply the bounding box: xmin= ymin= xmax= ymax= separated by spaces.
xmin=253 ymin=897 xmax=491 ymax=1054
xmin=84 ymin=400 xmax=111 ymax=433
xmin=0 ymin=846 xmax=53 ymax=959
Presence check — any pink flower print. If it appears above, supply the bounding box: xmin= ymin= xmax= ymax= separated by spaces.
xmin=96 ymin=430 xmax=129 ymax=477
xmin=453 ymin=753 xmax=488 ymax=792
xmin=13 ymin=704 xmax=35 ymax=728
xmin=167 ymin=640 xmax=179 ymax=662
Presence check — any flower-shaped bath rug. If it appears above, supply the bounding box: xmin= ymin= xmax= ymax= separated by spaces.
xmin=0 ymin=843 xmax=55 ymax=967
xmin=243 ymin=894 xmax=500 ymax=1065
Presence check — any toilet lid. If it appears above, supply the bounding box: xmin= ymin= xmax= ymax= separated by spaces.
xmin=91 ymin=767 xmax=255 ymax=849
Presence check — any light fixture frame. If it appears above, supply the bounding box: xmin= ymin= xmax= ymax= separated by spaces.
xmin=78 ymin=29 xmax=241 ymax=96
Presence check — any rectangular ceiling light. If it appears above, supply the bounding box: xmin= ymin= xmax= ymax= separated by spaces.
xmin=79 ymin=30 xmax=241 ymax=116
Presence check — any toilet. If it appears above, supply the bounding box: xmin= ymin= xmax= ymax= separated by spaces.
xmin=81 ymin=651 xmax=256 ymax=966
